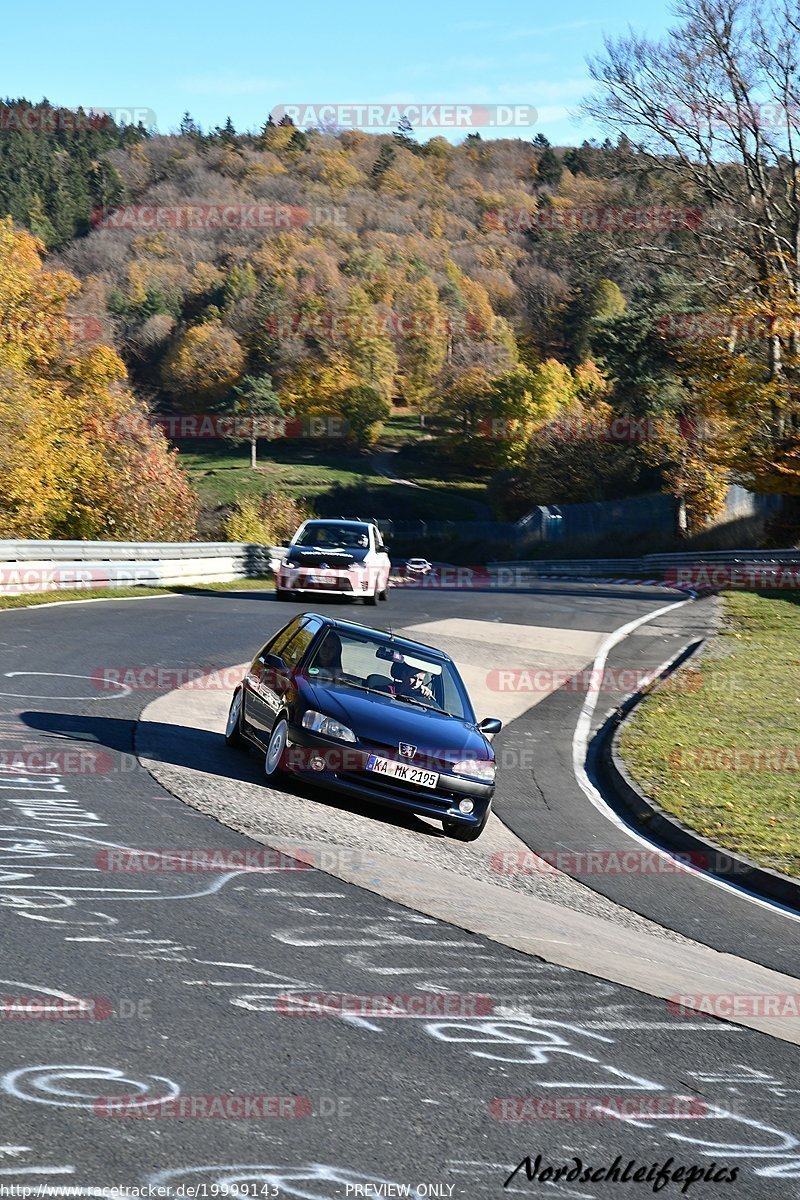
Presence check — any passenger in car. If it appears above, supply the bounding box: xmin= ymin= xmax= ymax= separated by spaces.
xmin=314 ymin=632 xmax=344 ymax=680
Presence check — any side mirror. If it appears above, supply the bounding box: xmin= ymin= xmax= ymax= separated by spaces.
xmin=262 ymin=653 xmax=288 ymax=670
xmin=479 ymin=717 xmax=503 ymax=736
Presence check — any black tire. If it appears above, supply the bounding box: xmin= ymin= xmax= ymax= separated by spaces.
xmin=379 ymin=586 xmax=389 ymax=602
xmin=364 ymin=591 xmax=379 ymax=606
xmin=264 ymin=716 xmax=289 ymax=778
xmin=443 ymin=806 xmax=490 ymax=842
xmin=276 ymin=587 xmax=296 ymax=601
xmin=224 ymin=687 xmax=245 ymax=748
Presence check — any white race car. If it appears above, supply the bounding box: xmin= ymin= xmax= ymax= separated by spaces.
xmin=404 ymin=558 xmax=433 ymax=576
xmin=276 ymin=519 xmax=391 ymax=605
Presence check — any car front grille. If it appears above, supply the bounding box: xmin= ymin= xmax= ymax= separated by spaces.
xmin=338 ymin=770 xmax=456 ymax=807
xmin=292 ymin=554 xmax=355 ymax=568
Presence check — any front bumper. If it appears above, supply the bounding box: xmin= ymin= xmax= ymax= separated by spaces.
xmin=284 ymin=728 xmax=494 ymax=827
xmin=278 ymin=569 xmax=374 ymax=597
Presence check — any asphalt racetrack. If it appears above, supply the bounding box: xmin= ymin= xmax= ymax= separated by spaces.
xmin=1 ymin=583 xmax=799 ymax=1197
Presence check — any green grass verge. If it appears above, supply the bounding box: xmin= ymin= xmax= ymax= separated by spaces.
xmin=175 ymin=439 xmax=381 ymax=508
xmin=620 ymin=590 xmax=800 ymax=878
xmin=0 ymin=576 xmax=275 ymax=612
xmin=174 ymin=437 xmax=483 ymax=523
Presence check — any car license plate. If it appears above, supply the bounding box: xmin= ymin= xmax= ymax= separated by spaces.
xmin=366 ymin=755 xmax=438 ymax=789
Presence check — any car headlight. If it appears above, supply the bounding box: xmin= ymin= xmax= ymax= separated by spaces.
xmin=451 ymin=758 xmax=495 ymax=782
xmin=302 ymin=710 xmax=356 ymax=743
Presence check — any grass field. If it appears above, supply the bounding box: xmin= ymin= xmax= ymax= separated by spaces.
xmin=0 ymin=577 xmax=275 ymax=612
xmin=174 ymin=439 xmax=379 ymax=509
xmin=175 ymin=418 xmax=489 ymax=527
xmin=620 ymin=591 xmax=800 ymax=878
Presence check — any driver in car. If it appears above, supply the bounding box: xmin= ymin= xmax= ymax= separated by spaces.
xmin=391 ymin=661 xmax=436 ymax=704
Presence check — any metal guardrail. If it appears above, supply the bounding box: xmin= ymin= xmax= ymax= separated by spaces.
xmin=2 ymin=540 xmax=798 ymax=598
xmin=491 ymin=559 xmax=647 ymax=575
xmin=490 ymin=550 xmax=800 ymax=578
xmin=0 ymin=541 xmax=280 ymax=562
xmin=0 ymin=541 xmax=284 ymax=596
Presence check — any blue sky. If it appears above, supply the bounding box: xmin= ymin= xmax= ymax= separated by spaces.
xmin=4 ymin=0 xmax=673 ymax=146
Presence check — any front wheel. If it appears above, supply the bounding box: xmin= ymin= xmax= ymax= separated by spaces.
xmin=224 ymin=688 xmax=245 ymax=748
xmin=364 ymin=591 xmax=379 ymax=606
xmin=443 ymin=806 xmax=490 ymax=842
xmin=264 ymin=717 xmax=289 ymax=778
xmin=379 ymin=585 xmax=389 ymax=602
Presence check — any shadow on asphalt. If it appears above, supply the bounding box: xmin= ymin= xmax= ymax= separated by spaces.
xmin=169 ymin=584 xmax=687 ymax=605
xmin=18 ymin=708 xmax=444 ymax=840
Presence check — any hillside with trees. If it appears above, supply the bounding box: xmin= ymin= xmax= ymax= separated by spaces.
xmin=2 ymin=0 xmax=800 ymax=544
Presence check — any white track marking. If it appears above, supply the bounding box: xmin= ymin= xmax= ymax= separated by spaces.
xmin=0 ymin=671 xmax=132 ymax=700
xmin=573 ymin=600 xmax=800 ymax=924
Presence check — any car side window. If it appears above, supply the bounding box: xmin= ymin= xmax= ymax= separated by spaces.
xmin=279 ymin=618 xmax=323 ymax=670
xmin=256 ymin=617 xmax=303 ymax=668
xmin=282 ymin=618 xmax=323 ymax=669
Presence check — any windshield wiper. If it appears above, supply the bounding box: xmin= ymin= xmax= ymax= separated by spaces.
xmin=326 ymin=679 xmax=383 ymax=696
xmin=393 ymin=696 xmax=448 ymax=710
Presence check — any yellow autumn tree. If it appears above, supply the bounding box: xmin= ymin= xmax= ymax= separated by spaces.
xmin=0 ymin=219 xmax=197 ymax=539
xmin=161 ymin=320 xmax=245 ymax=405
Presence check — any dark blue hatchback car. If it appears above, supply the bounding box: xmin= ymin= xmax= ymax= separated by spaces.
xmin=224 ymin=612 xmax=502 ymax=840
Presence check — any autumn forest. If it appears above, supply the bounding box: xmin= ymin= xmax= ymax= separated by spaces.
xmin=2 ymin=0 xmax=800 ymax=547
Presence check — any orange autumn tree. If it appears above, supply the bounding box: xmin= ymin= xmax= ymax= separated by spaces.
xmin=0 ymin=219 xmax=197 ymax=539
xmin=660 ymin=288 xmax=800 ymax=534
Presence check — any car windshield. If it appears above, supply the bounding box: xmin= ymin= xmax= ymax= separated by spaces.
xmin=295 ymin=523 xmax=369 ymax=549
xmin=304 ymin=628 xmax=471 ymax=720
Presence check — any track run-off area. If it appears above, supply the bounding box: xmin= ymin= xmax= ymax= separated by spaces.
xmin=1 ymin=582 xmax=799 ymax=1197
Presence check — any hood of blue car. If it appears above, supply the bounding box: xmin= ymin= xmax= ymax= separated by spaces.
xmin=300 ymin=679 xmax=490 ymax=764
